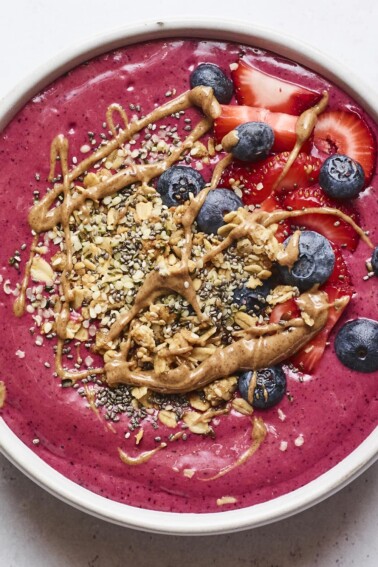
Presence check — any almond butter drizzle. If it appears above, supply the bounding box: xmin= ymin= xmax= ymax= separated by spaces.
xmin=118 ymin=442 xmax=167 ymax=466
xmin=0 ymin=380 xmax=6 ymax=409
xmin=13 ymin=84 xmax=368 ymax=394
xmin=104 ymin=290 xmax=329 ymax=393
xmin=272 ymin=91 xmax=329 ymax=191
xmin=199 ymin=417 xmax=267 ymax=481
xmin=83 ymin=385 xmax=116 ymax=434
xmin=221 ymin=129 xmax=240 ymax=152
xmin=106 ymin=103 xmax=129 ymax=140
xmin=54 ymin=339 xmax=104 ymax=382
xmin=247 ymin=370 xmax=258 ymax=404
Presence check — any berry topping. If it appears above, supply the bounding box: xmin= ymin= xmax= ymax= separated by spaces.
xmin=335 ymin=318 xmax=378 ymax=373
xmin=196 ymin=188 xmax=243 ymax=234
xmin=190 ymin=63 xmax=233 ymax=104
xmin=371 ymin=246 xmax=378 ymax=276
xmin=232 ymin=279 xmax=273 ymax=315
xmin=220 ymin=152 xmax=322 ymax=205
xmin=313 ymin=109 xmax=376 ymax=180
xmin=283 ymin=186 xmax=360 ymax=251
xmin=232 ymin=59 xmax=321 ymax=114
xmin=214 ymin=105 xmax=297 ymax=152
xmin=269 ymin=298 xmax=300 ymax=324
xmin=156 ymin=166 xmax=205 ymax=207
xmin=277 ymin=231 xmax=335 ymax=292
xmin=258 ymin=194 xmax=291 ymax=243
xmin=289 ymin=246 xmax=354 ymax=373
xmin=238 ymin=366 xmax=286 ymax=409
xmin=322 ymin=244 xmax=354 ymax=296
xmin=319 ymin=154 xmax=365 ymax=199
xmin=228 ymin=122 xmax=274 ymax=162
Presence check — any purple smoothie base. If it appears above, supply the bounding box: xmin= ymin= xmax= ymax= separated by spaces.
xmin=0 ymin=39 xmax=377 ymax=514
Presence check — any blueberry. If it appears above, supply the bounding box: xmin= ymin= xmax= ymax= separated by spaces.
xmin=156 ymin=166 xmax=205 ymax=207
xmin=371 ymin=246 xmax=378 ymax=276
xmin=335 ymin=318 xmax=378 ymax=373
xmin=190 ymin=63 xmax=233 ymax=104
xmin=319 ymin=154 xmax=365 ymax=200
xmin=277 ymin=231 xmax=335 ymax=292
xmin=238 ymin=366 xmax=286 ymax=409
xmin=230 ymin=122 xmax=275 ymax=162
xmin=196 ymin=188 xmax=243 ymax=234
xmin=233 ymin=279 xmax=273 ymax=315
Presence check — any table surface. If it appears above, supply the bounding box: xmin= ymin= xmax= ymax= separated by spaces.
xmin=1 ymin=0 xmax=378 ymax=565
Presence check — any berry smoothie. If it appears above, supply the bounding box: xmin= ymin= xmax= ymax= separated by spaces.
xmin=0 ymin=38 xmax=377 ymax=514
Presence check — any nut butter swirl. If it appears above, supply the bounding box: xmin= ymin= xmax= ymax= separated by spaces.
xmin=104 ymin=290 xmax=329 ymax=394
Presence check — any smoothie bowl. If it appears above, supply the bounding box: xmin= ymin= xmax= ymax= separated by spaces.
xmin=0 ymin=21 xmax=377 ymax=534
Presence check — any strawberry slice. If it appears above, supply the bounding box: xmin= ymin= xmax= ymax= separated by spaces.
xmin=232 ymin=59 xmax=321 ymax=115
xmin=270 ymin=298 xmax=300 ymax=323
xmin=214 ymin=105 xmax=297 ymax=152
xmin=289 ymin=247 xmax=354 ymax=373
xmin=220 ymin=159 xmax=272 ymax=203
xmin=257 ymin=193 xmax=290 ymax=243
xmin=313 ymin=109 xmax=376 ymax=180
xmin=220 ymin=152 xmax=322 ymax=205
xmin=283 ymin=186 xmax=360 ymax=251
xmin=259 ymin=193 xmax=282 ymax=213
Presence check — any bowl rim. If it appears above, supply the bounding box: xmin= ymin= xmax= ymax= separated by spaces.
xmin=0 ymin=17 xmax=377 ymax=536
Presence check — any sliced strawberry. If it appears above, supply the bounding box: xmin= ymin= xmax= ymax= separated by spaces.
xmin=273 ymin=223 xmax=291 ymax=245
xmin=290 ymin=247 xmax=354 ymax=373
xmin=269 ymin=298 xmax=300 ymax=324
xmin=289 ymin=329 xmax=325 ymax=374
xmin=313 ymin=109 xmax=376 ymax=180
xmin=283 ymin=186 xmax=360 ymax=251
xmin=259 ymin=193 xmax=282 ymax=212
xmin=220 ymin=152 xmax=322 ymax=205
xmin=214 ymin=105 xmax=297 ymax=152
xmin=258 ymin=193 xmax=290 ymax=243
xmin=220 ymin=160 xmax=273 ymax=204
xmin=232 ymin=59 xmax=321 ymax=115
xmin=324 ymin=244 xmax=354 ymax=294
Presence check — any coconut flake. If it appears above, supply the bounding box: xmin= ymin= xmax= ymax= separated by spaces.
xmin=294 ymin=434 xmax=304 ymax=447
xmin=30 ymin=257 xmax=54 ymax=286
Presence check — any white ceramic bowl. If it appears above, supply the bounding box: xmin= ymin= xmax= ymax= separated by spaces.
xmin=1 ymin=19 xmax=377 ymax=535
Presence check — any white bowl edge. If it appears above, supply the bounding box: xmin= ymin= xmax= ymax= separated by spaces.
xmin=1 ymin=419 xmax=378 ymax=535
xmin=0 ymin=17 xmax=377 ymax=535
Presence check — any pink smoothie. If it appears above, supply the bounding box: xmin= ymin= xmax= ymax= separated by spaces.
xmin=0 ymin=39 xmax=377 ymax=514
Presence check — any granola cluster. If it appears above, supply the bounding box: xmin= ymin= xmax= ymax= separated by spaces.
xmin=40 ymin=180 xmax=274 ymax=342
